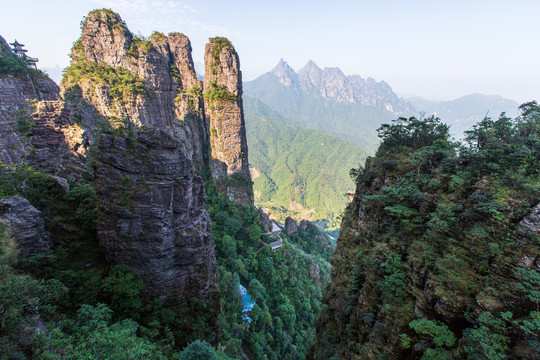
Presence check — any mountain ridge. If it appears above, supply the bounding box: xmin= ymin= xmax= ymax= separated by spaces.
xmin=244 ymin=59 xmax=413 ymax=151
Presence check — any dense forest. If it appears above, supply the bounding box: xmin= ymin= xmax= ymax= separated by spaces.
xmin=245 ymin=97 xmax=367 ymax=229
xmin=309 ymin=102 xmax=540 ymax=359
xmin=0 ymin=162 xmax=334 ymax=359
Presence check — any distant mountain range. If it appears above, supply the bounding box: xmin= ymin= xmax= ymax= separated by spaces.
xmin=244 ymin=59 xmax=413 ymax=151
xmin=407 ymin=93 xmax=520 ymax=138
xmin=245 ymin=60 xmax=521 ymax=147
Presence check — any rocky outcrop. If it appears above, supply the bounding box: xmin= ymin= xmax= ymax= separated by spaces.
xmin=0 ymin=36 xmax=83 ymax=180
xmin=64 ymin=9 xmax=207 ymax=169
xmin=26 ymin=101 xmax=85 ymax=179
xmin=516 ymin=203 xmax=540 ymax=271
xmin=59 ymin=9 xmax=222 ymax=311
xmin=284 ymin=216 xmax=298 ymax=235
xmin=259 ymin=209 xmax=273 ymax=233
xmin=94 ymin=128 xmax=217 ymax=305
xmin=0 ymin=196 xmax=51 ymax=258
xmin=0 ymin=9 xmax=254 ymax=330
xmin=204 ymin=37 xmax=253 ymax=206
xmin=0 ymin=36 xmax=62 ymax=166
xmin=297 ymin=60 xmax=413 ymax=114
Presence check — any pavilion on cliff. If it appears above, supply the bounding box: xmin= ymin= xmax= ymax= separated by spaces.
xmin=10 ymin=40 xmax=39 ymax=69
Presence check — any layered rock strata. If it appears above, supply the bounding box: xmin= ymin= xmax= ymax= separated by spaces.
xmin=0 ymin=36 xmax=84 ymax=180
xmin=64 ymin=9 xmax=208 ymax=169
xmin=0 ymin=196 xmax=51 ymax=258
xmin=204 ymin=37 xmax=253 ymax=205
xmin=60 ymin=10 xmax=220 ymax=306
xmin=0 ymin=8 xmax=253 ymax=318
xmin=94 ymin=128 xmax=217 ymax=304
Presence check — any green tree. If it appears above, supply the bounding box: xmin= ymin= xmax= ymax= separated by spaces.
xmin=42 ymin=303 xmax=165 ymax=359
xmin=178 ymin=340 xmax=218 ymax=360
xmin=222 ymin=235 xmax=237 ymax=259
xmin=101 ymin=265 xmax=143 ymax=319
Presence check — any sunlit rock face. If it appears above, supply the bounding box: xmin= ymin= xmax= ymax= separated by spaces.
xmin=204 ymin=37 xmax=253 ymax=206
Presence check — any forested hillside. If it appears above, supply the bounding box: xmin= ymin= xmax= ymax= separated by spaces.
xmin=310 ymin=102 xmax=540 ymax=359
xmin=0 ymin=162 xmax=333 ymax=359
xmin=207 ymin=185 xmax=333 ymax=360
xmin=245 ymin=97 xmax=368 ymax=228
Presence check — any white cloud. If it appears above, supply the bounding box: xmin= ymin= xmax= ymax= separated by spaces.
xmin=86 ymin=0 xmax=230 ymax=36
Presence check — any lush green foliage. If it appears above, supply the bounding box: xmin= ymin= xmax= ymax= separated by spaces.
xmin=0 ymin=51 xmax=47 ymax=79
xmin=205 ymin=81 xmax=237 ymax=103
xmin=63 ymin=59 xmax=148 ymax=102
xmin=210 ymin=37 xmax=234 ymax=65
xmin=0 ymin=157 xmax=334 ymax=359
xmin=41 ymin=304 xmax=165 ymax=359
xmin=85 ymin=8 xmax=130 ymax=36
xmin=0 ymin=163 xmax=225 ymax=358
xmin=178 ymin=340 xmax=219 ymax=360
xmin=126 ymin=35 xmax=154 ymax=58
xmin=285 ymin=221 xmax=335 ymax=261
xmin=245 ymin=97 xmax=368 ymax=228
xmin=311 ymin=103 xmax=540 ymax=359
xmin=205 ymin=181 xmax=332 ymax=360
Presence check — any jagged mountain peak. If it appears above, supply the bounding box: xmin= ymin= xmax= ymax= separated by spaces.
xmin=272 ymin=58 xmax=294 ymax=73
xmin=270 ymin=58 xmax=297 ymax=87
xmin=299 ymin=59 xmax=322 ymax=73
xmin=259 ymin=58 xmax=412 ymax=113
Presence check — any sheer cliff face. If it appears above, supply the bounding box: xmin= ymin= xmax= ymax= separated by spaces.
xmin=204 ymin=37 xmax=253 ymax=206
xmin=309 ymin=120 xmax=540 ymax=360
xmin=57 ymin=10 xmax=219 ymax=307
xmin=0 ymin=36 xmax=84 ymax=179
xmin=65 ymin=9 xmax=207 ymax=169
xmin=94 ymin=128 xmax=217 ymax=305
xmin=0 ymin=9 xmax=252 ymax=315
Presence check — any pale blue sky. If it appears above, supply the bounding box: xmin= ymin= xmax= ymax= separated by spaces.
xmin=1 ymin=0 xmax=538 ymax=103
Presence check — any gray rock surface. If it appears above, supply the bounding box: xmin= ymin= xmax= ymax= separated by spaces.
xmin=66 ymin=10 xmax=208 ymax=169
xmin=0 ymin=35 xmax=61 ymax=166
xmin=94 ymin=128 xmax=217 ymax=305
xmin=516 ymin=203 xmax=540 ymax=271
xmin=517 ymin=203 xmax=540 ymax=240
xmin=284 ymin=216 xmax=298 ymax=235
xmin=0 ymin=196 xmax=51 ymax=258
xmin=0 ymin=35 xmax=82 ymax=180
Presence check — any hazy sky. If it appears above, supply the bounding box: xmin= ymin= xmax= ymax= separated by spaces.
xmin=1 ymin=0 xmax=538 ymax=103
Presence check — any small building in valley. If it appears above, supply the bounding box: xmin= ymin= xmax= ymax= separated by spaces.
xmin=269 ymin=238 xmax=283 ymax=250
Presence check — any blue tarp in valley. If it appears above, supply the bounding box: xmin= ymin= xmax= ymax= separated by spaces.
xmin=238 ymin=282 xmax=256 ymax=323
xmin=239 ymin=283 xmax=256 ymax=312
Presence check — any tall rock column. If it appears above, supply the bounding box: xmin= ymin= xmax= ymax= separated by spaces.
xmin=204 ymin=37 xmax=253 ymax=206
xmin=94 ymin=128 xmax=218 ymax=308
xmin=59 ymin=10 xmax=220 ymax=321
xmin=63 ymin=9 xmax=208 ymax=169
